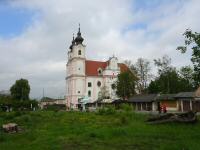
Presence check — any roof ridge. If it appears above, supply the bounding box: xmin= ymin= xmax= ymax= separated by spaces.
xmin=86 ymin=60 xmax=107 ymax=63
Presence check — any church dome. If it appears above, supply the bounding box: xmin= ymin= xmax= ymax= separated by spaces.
xmin=75 ymin=24 xmax=84 ymax=44
xmin=69 ymin=34 xmax=75 ymax=50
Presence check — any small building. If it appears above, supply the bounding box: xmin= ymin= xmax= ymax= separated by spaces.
xmin=156 ymin=94 xmax=178 ymax=111
xmin=175 ymin=90 xmax=200 ymax=112
xmin=128 ymin=94 xmax=157 ymax=111
xmin=39 ymin=97 xmax=66 ymax=109
xmin=111 ymin=99 xmax=127 ymax=109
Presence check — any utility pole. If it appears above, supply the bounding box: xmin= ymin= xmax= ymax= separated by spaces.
xmin=43 ymin=88 xmax=45 ymax=98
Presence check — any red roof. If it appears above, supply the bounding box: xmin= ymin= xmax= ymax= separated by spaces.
xmin=85 ymin=60 xmax=108 ymax=76
xmin=85 ymin=60 xmax=129 ymax=76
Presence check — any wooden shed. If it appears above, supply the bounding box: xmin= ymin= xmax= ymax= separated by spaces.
xmin=156 ymin=94 xmax=178 ymax=111
xmin=128 ymin=94 xmax=157 ymax=111
xmin=175 ymin=87 xmax=200 ymax=112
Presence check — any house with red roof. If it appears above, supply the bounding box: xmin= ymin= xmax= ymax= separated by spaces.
xmin=66 ymin=25 xmax=129 ymax=109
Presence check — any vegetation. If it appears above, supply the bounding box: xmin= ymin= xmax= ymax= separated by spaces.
xmin=148 ymin=55 xmax=194 ymax=94
xmin=0 ymin=94 xmax=38 ymax=111
xmin=0 ymin=79 xmax=37 ymax=111
xmin=10 ymin=78 xmax=30 ymax=100
xmin=177 ymin=29 xmax=200 ymax=87
xmin=116 ymin=71 xmax=136 ymax=100
xmin=124 ymin=29 xmax=200 ymax=94
xmin=1 ymin=110 xmax=200 ymax=150
xmin=43 ymin=104 xmax=66 ymax=111
xmin=98 ymin=85 xmax=110 ymax=101
xmin=134 ymin=58 xmax=151 ymax=93
xmin=124 ymin=58 xmax=151 ymax=94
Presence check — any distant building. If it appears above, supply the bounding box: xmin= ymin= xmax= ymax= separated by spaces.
xmin=39 ymin=97 xmax=66 ymax=109
xmin=65 ymin=25 xmax=129 ymax=109
xmin=0 ymin=90 xmax=10 ymax=96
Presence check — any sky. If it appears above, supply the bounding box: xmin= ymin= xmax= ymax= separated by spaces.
xmin=0 ymin=0 xmax=200 ymax=99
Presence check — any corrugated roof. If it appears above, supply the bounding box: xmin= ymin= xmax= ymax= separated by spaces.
xmin=174 ymin=92 xmax=195 ymax=98
xmin=156 ymin=94 xmax=176 ymax=101
xmin=128 ymin=94 xmax=157 ymax=102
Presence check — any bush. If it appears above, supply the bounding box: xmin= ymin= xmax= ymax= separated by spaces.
xmin=120 ymin=116 xmax=129 ymax=125
xmin=12 ymin=100 xmax=38 ymax=111
xmin=97 ymin=106 xmax=116 ymax=115
xmin=44 ymin=104 xmax=66 ymax=111
xmin=119 ymin=104 xmax=134 ymax=112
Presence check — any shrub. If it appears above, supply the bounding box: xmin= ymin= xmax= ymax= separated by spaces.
xmin=119 ymin=104 xmax=134 ymax=112
xmin=44 ymin=104 xmax=66 ymax=112
xmin=120 ymin=116 xmax=129 ymax=125
xmin=97 ymin=106 xmax=116 ymax=115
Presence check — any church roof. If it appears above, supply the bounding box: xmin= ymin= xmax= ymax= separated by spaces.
xmin=85 ymin=60 xmax=108 ymax=76
xmin=85 ymin=60 xmax=129 ymax=76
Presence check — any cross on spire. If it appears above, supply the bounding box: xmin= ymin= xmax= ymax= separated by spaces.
xmin=78 ymin=23 xmax=80 ymax=33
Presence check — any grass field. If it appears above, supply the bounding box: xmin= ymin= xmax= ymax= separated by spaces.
xmin=0 ymin=109 xmax=200 ymax=150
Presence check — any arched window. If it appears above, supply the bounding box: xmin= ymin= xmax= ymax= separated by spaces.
xmin=98 ymin=68 xmax=102 ymax=75
xmin=78 ymin=50 xmax=81 ymax=55
xmin=97 ymin=81 xmax=101 ymax=87
xmin=88 ymin=90 xmax=91 ymax=97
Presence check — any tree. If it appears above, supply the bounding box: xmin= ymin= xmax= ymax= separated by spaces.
xmin=154 ymin=55 xmax=172 ymax=74
xmin=148 ymin=69 xmax=180 ymax=94
xmin=134 ymin=58 xmax=151 ymax=93
xmin=148 ymin=80 xmax=159 ymax=94
xmin=123 ymin=60 xmax=137 ymax=73
xmin=150 ymin=55 xmax=174 ymax=93
xmin=179 ymin=66 xmax=194 ymax=90
xmin=116 ymin=71 xmax=136 ymax=100
xmin=177 ymin=29 xmax=200 ymax=87
xmin=10 ymin=78 xmax=30 ymax=100
xmin=148 ymin=56 xmax=194 ymax=94
xmin=98 ymin=85 xmax=110 ymax=101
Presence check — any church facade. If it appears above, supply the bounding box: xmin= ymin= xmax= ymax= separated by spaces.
xmin=66 ymin=26 xmax=129 ymax=109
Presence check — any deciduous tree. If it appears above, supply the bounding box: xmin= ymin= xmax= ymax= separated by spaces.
xmin=177 ymin=29 xmax=200 ymax=87
xmin=10 ymin=78 xmax=30 ymax=100
xmin=134 ymin=58 xmax=151 ymax=93
xmin=116 ymin=71 xmax=136 ymax=100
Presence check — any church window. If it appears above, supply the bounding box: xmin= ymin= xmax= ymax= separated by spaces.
xmin=88 ymin=82 xmax=92 ymax=87
xmin=78 ymin=50 xmax=81 ymax=55
xmin=98 ymin=68 xmax=102 ymax=75
xmin=88 ymin=90 xmax=91 ymax=97
xmin=97 ymin=81 xmax=101 ymax=87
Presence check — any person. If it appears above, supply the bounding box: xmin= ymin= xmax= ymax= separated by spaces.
xmin=158 ymin=104 xmax=161 ymax=114
xmin=163 ymin=104 xmax=167 ymax=113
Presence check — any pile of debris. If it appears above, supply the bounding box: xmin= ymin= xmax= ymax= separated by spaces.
xmin=2 ymin=123 xmax=18 ymax=133
xmin=147 ymin=111 xmax=197 ymax=124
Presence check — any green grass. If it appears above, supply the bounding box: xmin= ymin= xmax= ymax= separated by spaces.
xmin=0 ymin=110 xmax=200 ymax=150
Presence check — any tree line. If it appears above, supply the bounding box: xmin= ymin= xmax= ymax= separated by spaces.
xmin=0 ymin=78 xmax=38 ymax=111
xmin=115 ymin=29 xmax=200 ymax=99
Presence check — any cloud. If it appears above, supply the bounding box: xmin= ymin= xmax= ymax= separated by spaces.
xmin=0 ymin=0 xmax=200 ymax=98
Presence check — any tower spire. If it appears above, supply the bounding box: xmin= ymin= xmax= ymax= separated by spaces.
xmin=69 ymin=33 xmax=75 ymax=50
xmin=78 ymin=23 xmax=80 ymax=33
xmin=75 ymin=23 xmax=84 ymax=44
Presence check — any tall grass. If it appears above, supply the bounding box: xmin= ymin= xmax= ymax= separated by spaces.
xmin=0 ymin=110 xmax=200 ymax=150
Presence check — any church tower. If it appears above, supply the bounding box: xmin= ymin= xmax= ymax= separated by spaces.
xmin=66 ymin=24 xmax=86 ymax=109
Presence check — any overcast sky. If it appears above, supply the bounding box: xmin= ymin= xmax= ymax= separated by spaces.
xmin=0 ymin=0 xmax=200 ymax=99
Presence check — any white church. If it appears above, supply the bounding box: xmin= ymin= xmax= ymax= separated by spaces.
xmin=66 ymin=26 xmax=129 ymax=109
